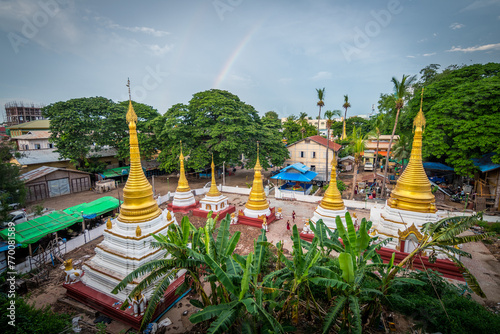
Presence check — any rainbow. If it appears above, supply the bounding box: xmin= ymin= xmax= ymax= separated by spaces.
xmin=213 ymin=21 xmax=263 ymax=89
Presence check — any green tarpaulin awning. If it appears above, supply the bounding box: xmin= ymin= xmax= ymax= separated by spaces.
xmin=0 ymin=211 xmax=82 ymax=245
xmin=0 ymin=196 xmax=121 ymax=246
xmin=63 ymin=196 xmax=121 ymax=217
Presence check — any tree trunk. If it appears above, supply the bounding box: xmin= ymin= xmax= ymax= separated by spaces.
xmin=381 ymin=108 xmax=400 ymax=198
xmin=350 ymin=163 xmax=358 ymax=200
xmin=317 ymin=107 xmax=322 ymax=135
xmin=326 ymin=128 xmax=329 ymax=182
xmin=373 ymin=135 xmax=380 ymax=179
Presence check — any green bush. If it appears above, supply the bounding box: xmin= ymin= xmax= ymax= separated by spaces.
xmin=0 ymin=294 xmax=72 ymax=334
xmin=385 ymin=270 xmax=500 ymax=334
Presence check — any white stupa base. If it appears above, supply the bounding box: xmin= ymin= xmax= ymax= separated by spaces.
xmin=172 ymin=190 xmax=196 ymax=207
xmin=199 ymin=194 xmax=229 ymax=213
xmin=370 ymin=202 xmax=440 ymax=250
xmin=81 ymin=209 xmax=177 ymax=302
xmin=310 ymin=205 xmax=349 ymax=230
xmin=243 ymin=207 xmax=271 ymax=219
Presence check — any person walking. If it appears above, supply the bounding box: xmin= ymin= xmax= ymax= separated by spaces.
xmin=286 ymin=220 xmax=290 ymax=231
xmin=292 ymin=210 xmax=296 ymax=222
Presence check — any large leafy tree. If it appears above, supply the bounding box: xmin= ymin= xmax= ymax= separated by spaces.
xmin=43 ymin=97 xmax=120 ymax=168
xmin=282 ymin=115 xmax=317 ymax=144
xmin=0 ymin=142 xmax=26 ymax=222
xmin=316 ymin=88 xmax=325 ymax=135
xmin=403 ymin=63 xmax=500 ymax=176
xmin=381 ymin=74 xmax=416 ymax=197
xmin=152 ymin=89 xmax=288 ymax=172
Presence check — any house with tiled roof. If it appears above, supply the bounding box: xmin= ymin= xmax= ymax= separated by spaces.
xmin=284 ymin=136 xmax=342 ymax=183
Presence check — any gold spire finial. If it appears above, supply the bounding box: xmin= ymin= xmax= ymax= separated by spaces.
xmin=245 ymin=142 xmax=269 ymax=211
xmin=319 ymin=155 xmax=345 ymax=211
xmin=207 ymin=154 xmax=221 ymax=197
xmin=118 ymin=80 xmax=161 ymax=223
xmin=387 ymin=91 xmax=436 ymax=214
xmin=106 ymin=218 xmax=112 ymax=230
xmin=176 ymin=141 xmax=191 ymax=192
xmin=414 ymin=87 xmax=426 ymax=131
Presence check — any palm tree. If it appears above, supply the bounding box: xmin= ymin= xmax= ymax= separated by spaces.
xmin=381 ymin=74 xmax=416 ymax=197
xmin=347 ymin=127 xmax=367 ymax=200
xmin=324 ymin=110 xmax=341 ymax=181
xmin=316 ymin=88 xmax=325 ymax=135
xmin=392 ymin=133 xmax=412 ymax=171
xmin=372 ymin=113 xmax=385 ymax=177
xmin=342 ymin=95 xmax=351 ymax=139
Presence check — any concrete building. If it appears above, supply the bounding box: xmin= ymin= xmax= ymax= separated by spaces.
xmin=3 ymin=102 xmax=45 ymax=127
xmin=284 ymin=136 xmax=342 ymax=183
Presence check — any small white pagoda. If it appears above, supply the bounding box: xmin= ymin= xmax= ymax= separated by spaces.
xmin=198 ymin=156 xmax=229 ymax=213
xmin=310 ymin=154 xmax=348 ymax=229
xmin=171 ymin=142 xmax=197 ymax=211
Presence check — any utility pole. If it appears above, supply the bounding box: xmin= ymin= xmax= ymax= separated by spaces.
xmin=223 ymin=161 xmax=226 ymax=186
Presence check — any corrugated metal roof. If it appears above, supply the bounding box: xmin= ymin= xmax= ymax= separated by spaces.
xmin=282 ymin=162 xmax=310 ymax=173
xmin=472 ymin=153 xmax=500 ymax=173
xmin=20 ymin=166 xmax=90 ymax=183
xmin=13 ymin=130 xmax=51 ymax=139
xmin=7 ymin=120 xmax=50 ymax=130
xmin=15 ymin=147 xmax=118 ymax=165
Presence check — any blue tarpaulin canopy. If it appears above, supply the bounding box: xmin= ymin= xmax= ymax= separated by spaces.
xmin=271 ymin=163 xmax=318 ymax=182
xmin=423 ymin=162 xmax=454 ymax=171
xmin=472 ymin=153 xmax=500 ymax=173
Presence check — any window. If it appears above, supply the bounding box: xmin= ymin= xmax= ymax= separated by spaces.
xmin=35 ymin=143 xmax=41 ymax=149
xmin=311 ymin=165 xmax=316 ymax=171
xmin=300 ymin=151 xmax=305 ymax=158
xmin=48 ymin=143 xmax=54 ymax=148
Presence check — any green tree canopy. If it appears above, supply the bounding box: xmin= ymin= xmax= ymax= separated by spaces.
xmin=42 ymin=97 xmax=160 ymax=169
xmin=0 ymin=142 xmax=26 ymax=222
xmin=404 ymin=63 xmax=500 ymax=176
xmin=152 ymin=89 xmax=288 ymax=172
xmin=282 ymin=115 xmax=317 ymax=144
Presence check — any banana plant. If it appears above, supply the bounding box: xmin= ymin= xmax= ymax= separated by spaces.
xmin=190 ymin=229 xmax=285 ymax=333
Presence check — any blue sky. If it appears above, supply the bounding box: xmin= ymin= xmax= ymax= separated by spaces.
xmin=1 ymin=0 xmax=499 ymax=122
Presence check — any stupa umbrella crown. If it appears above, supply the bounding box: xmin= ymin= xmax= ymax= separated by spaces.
xmin=245 ymin=143 xmax=269 ymax=211
xmin=118 ymin=97 xmax=162 ymax=223
xmin=207 ymin=155 xmax=221 ymax=197
xmin=319 ymin=155 xmax=345 ymax=211
xmin=176 ymin=141 xmax=191 ymax=193
xmin=387 ymin=88 xmax=436 ymax=213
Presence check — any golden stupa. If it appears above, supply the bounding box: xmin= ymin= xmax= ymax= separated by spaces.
xmin=176 ymin=142 xmax=191 ymax=193
xmin=118 ymin=97 xmax=162 ymax=223
xmin=244 ymin=143 xmax=269 ymax=212
xmin=387 ymin=89 xmax=436 ymax=213
xmin=206 ymin=155 xmax=221 ymax=197
xmin=319 ymin=155 xmax=345 ymax=211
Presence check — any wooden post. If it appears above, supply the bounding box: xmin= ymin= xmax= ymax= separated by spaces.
xmin=28 ymin=244 xmax=33 ymax=271
xmin=223 ymin=161 xmax=226 ymax=186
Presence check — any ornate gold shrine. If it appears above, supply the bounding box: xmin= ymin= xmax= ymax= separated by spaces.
xmin=244 ymin=143 xmax=270 ymax=211
xmin=387 ymin=89 xmax=437 ymax=214
xmin=319 ymin=154 xmax=345 ymax=211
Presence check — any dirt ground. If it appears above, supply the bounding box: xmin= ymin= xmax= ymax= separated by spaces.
xmin=21 ymin=166 xmax=500 ymax=333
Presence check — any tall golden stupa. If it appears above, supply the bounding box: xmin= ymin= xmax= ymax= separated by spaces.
xmin=310 ymin=154 xmax=348 ymax=229
xmin=386 ymin=92 xmax=436 ymax=213
xmin=369 ymin=88 xmax=439 ymax=252
xmin=243 ymin=143 xmax=271 ymax=218
xmin=78 ymin=80 xmax=177 ymax=305
xmin=118 ymin=100 xmax=162 ymax=223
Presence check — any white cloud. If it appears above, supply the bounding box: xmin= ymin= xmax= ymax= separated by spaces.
xmin=147 ymin=44 xmax=173 ymax=55
xmin=310 ymin=71 xmax=332 ymax=80
xmin=461 ymin=0 xmax=500 ymax=12
xmin=95 ymin=16 xmax=170 ymax=37
xmin=423 ymin=52 xmax=436 ymax=56
xmin=406 ymin=55 xmax=416 ymax=58
xmin=448 ymin=43 xmax=500 ymax=52
xmin=450 ymin=22 xmax=465 ymax=30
